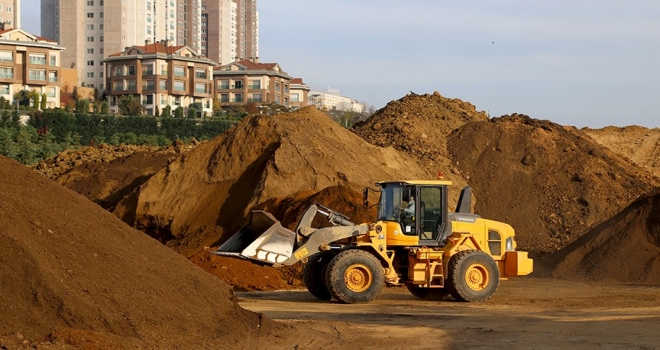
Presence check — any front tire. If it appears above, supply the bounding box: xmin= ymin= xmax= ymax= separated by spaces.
xmin=446 ymin=250 xmax=499 ymax=302
xmin=325 ymin=249 xmax=385 ymax=304
xmin=302 ymin=252 xmax=334 ymax=300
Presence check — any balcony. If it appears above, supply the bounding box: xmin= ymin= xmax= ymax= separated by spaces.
xmin=248 ymin=84 xmax=261 ymax=90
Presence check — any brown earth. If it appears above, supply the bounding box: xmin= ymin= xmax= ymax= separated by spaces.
xmin=447 ymin=114 xmax=660 ymax=257
xmin=0 ymin=155 xmax=334 ymax=349
xmin=540 ymin=188 xmax=660 ymax=282
xmin=32 ymin=141 xmax=197 ymax=209
xmin=583 ymin=125 xmax=660 ymax=178
xmin=111 ymin=107 xmax=436 ymax=258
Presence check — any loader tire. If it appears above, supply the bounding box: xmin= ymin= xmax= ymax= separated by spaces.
xmin=446 ymin=250 xmax=499 ymax=302
xmin=325 ymin=249 xmax=384 ymax=304
xmin=302 ymin=252 xmax=334 ymax=300
xmin=406 ymin=285 xmax=449 ymax=301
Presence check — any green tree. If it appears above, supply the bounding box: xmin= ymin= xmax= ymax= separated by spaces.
xmin=161 ymin=105 xmax=172 ymax=118
xmin=32 ymin=92 xmax=40 ymax=109
xmin=41 ymin=93 xmax=48 ymax=110
xmin=100 ymin=101 xmax=109 ymax=114
xmin=0 ymin=127 xmax=19 ymax=158
xmin=187 ymin=107 xmax=197 ymax=118
xmin=14 ymin=125 xmax=38 ymax=164
xmin=76 ymin=99 xmax=89 ymax=114
xmin=154 ymin=105 xmax=160 ymax=117
xmin=174 ymin=106 xmax=184 ymax=118
xmin=118 ymin=95 xmax=144 ymax=116
xmin=14 ymin=90 xmax=31 ymax=107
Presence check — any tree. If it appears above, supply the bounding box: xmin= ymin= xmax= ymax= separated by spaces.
xmin=154 ymin=105 xmax=160 ymax=117
xmin=32 ymin=92 xmax=40 ymax=109
xmin=41 ymin=93 xmax=48 ymax=110
xmin=14 ymin=90 xmax=31 ymax=107
xmin=161 ymin=105 xmax=172 ymax=118
xmin=118 ymin=95 xmax=144 ymax=116
xmin=174 ymin=106 xmax=184 ymax=118
xmin=60 ymin=84 xmax=75 ymax=111
xmin=100 ymin=101 xmax=109 ymax=114
xmin=186 ymin=107 xmax=197 ymax=118
xmin=213 ymin=99 xmax=221 ymax=116
xmin=76 ymin=99 xmax=89 ymax=114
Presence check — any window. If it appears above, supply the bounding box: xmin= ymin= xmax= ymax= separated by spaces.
xmin=87 ymin=72 xmax=94 ymax=78
xmin=30 ymin=53 xmax=46 ymax=65
xmin=7 ymin=6 xmax=11 ymax=13
xmin=47 ymin=87 xmax=56 ymax=97
xmin=87 ymin=0 xmax=94 ymax=5
xmin=248 ymin=80 xmax=260 ymax=89
xmin=143 ymin=95 xmax=154 ymax=105
xmin=29 ymin=69 xmax=46 ymax=81
xmin=87 ymin=36 xmax=94 ymax=42
xmin=114 ymin=66 xmax=123 ymax=76
xmin=195 ymin=69 xmax=206 ymax=79
xmin=100 ymin=71 xmax=103 ymax=78
xmin=87 ymin=12 xmax=94 ymax=18
xmin=173 ymin=81 xmax=185 ymax=91
xmin=0 ymin=51 xmax=12 ymax=62
xmin=127 ymin=65 xmax=135 ymax=75
xmin=219 ymin=93 xmax=228 ymax=102
xmin=173 ymin=66 xmax=185 ymax=77
xmin=160 ymin=64 xmax=168 ymax=75
xmin=275 ymin=81 xmax=280 ymax=90
xmin=159 ymin=80 xmax=167 ymax=90
xmin=0 ymin=84 xmax=9 ymax=95
xmin=142 ymin=64 xmax=154 ymax=76
xmin=218 ymin=80 xmax=229 ymax=89
xmin=87 ymin=48 xmax=94 ymax=54
xmin=147 ymin=14 xmax=152 ymax=23
xmin=126 ymin=80 xmax=136 ymax=90
xmin=234 ymin=80 xmax=243 ymax=89
xmin=234 ymin=93 xmax=243 ymax=103
xmin=249 ymin=93 xmax=262 ymax=102
xmin=100 ymin=24 xmax=104 ymax=29
xmin=0 ymin=5 xmax=3 ymax=11
xmin=113 ymin=81 xmax=124 ymax=91
xmin=275 ymin=95 xmax=280 ymax=104
xmin=100 ymin=12 xmax=103 ymax=18
xmin=87 ymin=24 xmax=94 ymax=30
xmin=0 ymin=67 xmax=13 ymax=78
xmin=100 ymin=36 xmax=104 ymax=42
xmin=87 ymin=60 xmax=94 ymax=66
xmin=142 ymin=80 xmax=155 ymax=90
xmin=195 ymin=83 xmax=206 ymax=93
xmin=290 ymin=93 xmax=299 ymax=102
xmin=147 ymin=26 xmax=152 ymax=34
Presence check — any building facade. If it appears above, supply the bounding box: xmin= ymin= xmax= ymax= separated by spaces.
xmin=104 ymin=41 xmax=216 ymax=116
xmin=41 ymin=0 xmax=202 ymax=92
xmin=214 ymin=59 xmax=291 ymax=107
xmin=0 ymin=0 xmax=19 ymax=28
xmin=202 ymin=0 xmax=258 ymax=65
xmin=289 ymin=78 xmax=309 ymax=110
xmin=0 ymin=25 xmax=63 ymax=108
xmin=308 ymin=90 xmax=364 ymax=113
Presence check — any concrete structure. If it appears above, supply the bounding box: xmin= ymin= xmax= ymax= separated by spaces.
xmin=202 ymin=0 xmax=258 ymax=65
xmin=0 ymin=25 xmax=63 ymax=109
xmin=0 ymin=0 xmax=19 ymax=28
xmin=213 ymin=59 xmax=291 ymax=107
xmin=289 ymin=78 xmax=309 ymax=110
xmin=308 ymin=90 xmax=364 ymax=113
xmin=41 ymin=0 xmax=202 ymax=92
xmin=104 ymin=41 xmax=216 ymax=116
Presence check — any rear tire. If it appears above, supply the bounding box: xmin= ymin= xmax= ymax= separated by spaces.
xmin=446 ymin=250 xmax=499 ymax=302
xmin=325 ymin=249 xmax=384 ymax=304
xmin=302 ymin=252 xmax=333 ymax=300
xmin=406 ymin=285 xmax=449 ymax=301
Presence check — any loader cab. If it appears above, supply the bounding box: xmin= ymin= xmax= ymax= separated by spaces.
xmin=375 ymin=181 xmax=451 ymax=247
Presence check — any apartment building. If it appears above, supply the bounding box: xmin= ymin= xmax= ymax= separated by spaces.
xmin=0 ymin=0 xmax=19 ymax=28
xmin=308 ymin=90 xmax=364 ymax=113
xmin=214 ymin=59 xmax=292 ymax=107
xmin=202 ymin=0 xmax=258 ymax=65
xmin=289 ymin=78 xmax=309 ymax=110
xmin=41 ymin=0 xmax=202 ymax=92
xmin=104 ymin=40 xmax=216 ymax=116
xmin=0 ymin=25 xmax=63 ymax=108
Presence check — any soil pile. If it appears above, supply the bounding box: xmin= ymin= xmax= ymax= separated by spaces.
xmin=541 ymin=189 xmax=660 ymax=282
xmin=0 ymin=156 xmax=310 ymax=349
xmin=447 ymin=114 xmax=660 ymax=256
xmin=112 ymin=107 xmax=436 ymax=258
xmin=353 ymin=91 xmax=488 ymax=207
xmin=583 ymin=125 xmax=660 ymax=178
xmin=33 ymin=142 xmax=197 ymax=209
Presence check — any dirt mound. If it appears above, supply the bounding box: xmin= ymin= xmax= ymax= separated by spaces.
xmin=541 ymin=189 xmax=660 ymax=282
xmin=0 ymin=156 xmax=304 ymax=348
xmin=32 ymin=142 xmax=197 ymax=209
xmin=447 ymin=114 xmax=660 ymax=256
xmin=113 ymin=107 xmax=436 ymax=258
xmin=583 ymin=125 xmax=660 ymax=178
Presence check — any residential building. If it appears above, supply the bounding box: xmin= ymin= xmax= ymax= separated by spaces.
xmin=40 ymin=0 xmax=202 ymax=92
xmin=202 ymin=0 xmax=258 ymax=65
xmin=289 ymin=78 xmax=309 ymax=110
xmin=214 ymin=59 xmax=291 ymax=107
xmin=0 ymin=25 xmax=63 ymax=108
xmin=308 ymin=90 xmax=364 ymax=113
xmin=0 ymin=0 xmax=19 ymax=28
xmin=103 ymin=40 xmax=216 ymax=116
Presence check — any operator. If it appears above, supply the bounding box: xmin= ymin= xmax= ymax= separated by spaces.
xmin=403 ymin=194 xmax=415 ymax=217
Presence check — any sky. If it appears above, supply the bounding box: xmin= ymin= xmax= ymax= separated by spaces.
xmin=21 ymin=1 xmax=660 ymax=128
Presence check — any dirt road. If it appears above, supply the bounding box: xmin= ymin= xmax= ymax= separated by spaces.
xmin=237 ymin=278 xmax=660 ymax=349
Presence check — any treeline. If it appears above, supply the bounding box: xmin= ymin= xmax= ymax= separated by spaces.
xmin=0 ymin=109 xmax=237 ymax=165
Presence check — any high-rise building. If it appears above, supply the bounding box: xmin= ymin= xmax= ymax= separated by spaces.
xmin=202 ymin=0 xmax=258 ymax=65
xmin=40 ymin=0 xmax=202 ymax=92
xmin=0 ymin=0 xmax=20 ymax=28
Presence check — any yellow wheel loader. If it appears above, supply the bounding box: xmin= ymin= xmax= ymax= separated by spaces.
xmin=215 ymin=180 xmax=533 ymax=304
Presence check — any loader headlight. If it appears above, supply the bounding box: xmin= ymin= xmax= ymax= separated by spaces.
xmin=506 ymin=237 xmax=514 ymax=251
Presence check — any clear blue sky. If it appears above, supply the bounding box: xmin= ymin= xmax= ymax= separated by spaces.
xmin=22 ymin=1 xmax=660 ymax=128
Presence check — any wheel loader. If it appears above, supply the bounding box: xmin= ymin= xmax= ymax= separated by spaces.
xmin=215 ymin=180 xmax=533 ymax=303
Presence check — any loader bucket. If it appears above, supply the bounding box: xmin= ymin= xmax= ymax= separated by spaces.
xmin=213 ymin=210 xmax=296 ymax=265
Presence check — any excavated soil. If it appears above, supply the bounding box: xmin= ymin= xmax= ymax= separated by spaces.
xmin=112 ymin=107 xmax=436 ymax=258
xmin=540 ymin=188 xmax=660 ymax=282
xmin=583 ymin=125 xmax=660 ymax=178
xmin=447 ymin=114 xmax=660 ymax=256
xmin=0 ymin=156 xmax=327 ymax=349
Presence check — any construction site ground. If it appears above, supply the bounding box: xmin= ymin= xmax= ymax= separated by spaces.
xmin=238 ymin=278 xmax=660 ymax=349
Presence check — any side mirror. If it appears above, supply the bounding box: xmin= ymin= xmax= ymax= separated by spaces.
xmin=362 ymin=188 xmax=369 ymax=208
